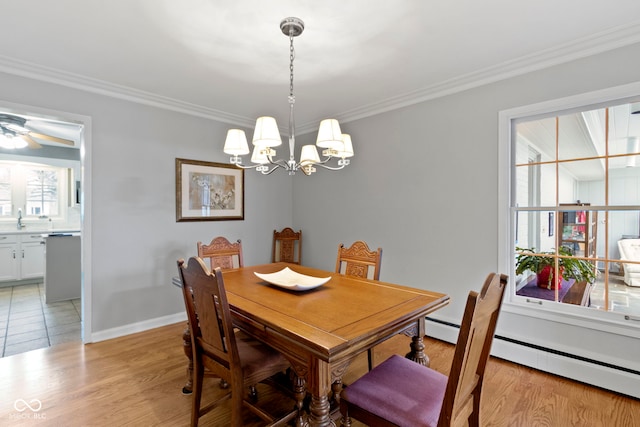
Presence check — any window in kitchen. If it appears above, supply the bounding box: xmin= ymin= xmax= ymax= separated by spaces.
xmin=500 ymin=85 xmax=640 ymax=326
xmin=26 ymin=168 xmax=59 ymax=216
xmin=0 ymin=161 xmax=65 ymax=219
xmin=0 ymin=165 xmax=10 ymax=216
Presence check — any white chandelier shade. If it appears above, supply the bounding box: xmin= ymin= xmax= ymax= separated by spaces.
xmin=252 ymin=116 xmax=282 ymax=148
xmin=336 ymin=134 xmax=354 ymax=158
xmin=222 ymin=17 xmax=354 ymax=176
xmin=316 ymin=119 xmax=344 ymax=150
xmin=222 ymin=129 xmax=250 ymax=156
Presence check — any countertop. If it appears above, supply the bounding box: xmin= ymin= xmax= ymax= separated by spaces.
xmin=0 ymin=229 xmax=80 ymax=236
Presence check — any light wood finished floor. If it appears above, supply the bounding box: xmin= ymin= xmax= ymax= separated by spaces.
xmin=0 ymin=322 xmax=638 ymax=426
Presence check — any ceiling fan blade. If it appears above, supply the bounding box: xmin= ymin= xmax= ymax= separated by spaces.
xmin=28 ymin=131 xmax=75 ymax=146
xmin=22 ymin=135 xmax=42 ymax=149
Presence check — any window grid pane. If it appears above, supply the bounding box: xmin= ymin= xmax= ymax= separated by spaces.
xmin=513 ymin=105 xmax=640 ymax=316
xmin=25 ymin=168 xmax=59 ymax=216
xmin=0 ymin=166 xmax=10 ymax=216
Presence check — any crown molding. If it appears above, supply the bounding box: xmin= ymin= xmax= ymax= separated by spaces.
xmin=1 ymin=21 xmax=640 ymax=136
xmin=0 ymin=55 xmax=255 ymax=128
xmin=325 ymin=21 xmax=640 ymax=127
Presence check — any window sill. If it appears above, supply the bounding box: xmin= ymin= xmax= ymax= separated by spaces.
xmin=503 ymin=299 xmax=640 ymax=339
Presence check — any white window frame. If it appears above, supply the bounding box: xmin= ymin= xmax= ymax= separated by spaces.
xmin=0 ymin=160 xmax=70 ymax=224
xmin=498 ymin=81 xmax=640 ymax=339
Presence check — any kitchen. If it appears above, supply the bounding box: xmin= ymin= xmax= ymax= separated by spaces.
xmin=0 ymin=111 xmax=83 ymax=356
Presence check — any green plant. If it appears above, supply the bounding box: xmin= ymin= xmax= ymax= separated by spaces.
xmin=515 ymin=246 xmax=598 ymax=284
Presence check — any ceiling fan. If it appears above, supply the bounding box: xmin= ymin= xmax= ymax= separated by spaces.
xmin=0 ymin=113 xmax=75 ymax=149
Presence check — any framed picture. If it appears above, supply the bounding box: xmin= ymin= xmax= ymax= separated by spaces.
xmin=175 ymin=158 xmax=244 ymax=222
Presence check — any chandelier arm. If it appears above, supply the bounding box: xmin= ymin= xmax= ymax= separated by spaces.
xmin=306 ymin=154 xmax=335 ymax=166
xmin=266 ymin=155 xmax=289 ymax=169
xmin=258 ymin=164 xmax=285 ymax=175
xmin=294 ymin=155 xmax=347 ymax=171
xmin=232 ymin=162 xmax=270 ymax=170
xmin=313 ymin=162 xmax=347 ymax=171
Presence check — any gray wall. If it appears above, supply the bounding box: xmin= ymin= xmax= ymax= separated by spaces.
xmin=0 ymin=72 xmax=293 ymax=332
xmin=293 ymin=42 xmax=640 ymax=385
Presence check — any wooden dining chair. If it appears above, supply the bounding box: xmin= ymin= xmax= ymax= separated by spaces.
xmin=272 ymin=227 xmax=302 ymax=264
xmin=339 ymin=272 xmax=508 ymax=427
xmin=187 ymin=236 xmax=243 ymax=392
xmin=335 ymin=240 xmax=382 ymax=281
xmin=197 ymin=236 xmax=244 ymax=270
xmin=336 ymin=240 xmax=382 ymax=370
xmin=178 ymin=257 xmax=296 ymax=427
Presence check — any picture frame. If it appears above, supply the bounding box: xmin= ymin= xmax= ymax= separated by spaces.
xmin=175 ymin=158 xmax=244 ymax=222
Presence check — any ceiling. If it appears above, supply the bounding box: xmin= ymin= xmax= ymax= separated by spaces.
xmin=1 ymin=1 xmax=640 ymax=143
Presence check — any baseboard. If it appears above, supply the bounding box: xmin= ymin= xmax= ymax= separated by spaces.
xmin=90 ymin=312 xmax=187 ymax=343
xmin=426 ymin=317 xmax=640 ymax=399
xmin=0 ymin=278 xmax=43 ymax=288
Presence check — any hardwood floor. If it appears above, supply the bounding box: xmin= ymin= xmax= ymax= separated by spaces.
xmin=0 ymin=322 xmax=637 ymax=426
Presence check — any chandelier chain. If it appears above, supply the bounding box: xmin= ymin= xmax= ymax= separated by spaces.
xmin=289 ymin=32 xmax=295 ymax=101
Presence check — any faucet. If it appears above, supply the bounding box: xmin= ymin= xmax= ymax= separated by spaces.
xmin=17 ymin=208 xmax=25 ymax=230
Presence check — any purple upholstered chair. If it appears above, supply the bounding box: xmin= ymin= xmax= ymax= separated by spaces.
xmin=339 ymin=272 xmax=508 ymax=427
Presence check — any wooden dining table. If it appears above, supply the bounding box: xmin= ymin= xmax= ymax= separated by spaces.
xmin=176 ymin=262 xmax=449 ymax=427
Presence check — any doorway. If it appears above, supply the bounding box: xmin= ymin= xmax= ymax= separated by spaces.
xmin=0 ymin=101 xmax=91 ymax=355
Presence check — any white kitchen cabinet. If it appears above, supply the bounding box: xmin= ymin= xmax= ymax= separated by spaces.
xmin=0 ymin=235 xmax=19 ymax=281
xmin=0 ymin=233 xmax=45 ymax=282
xmin=20 ymin=234 xmax=46 ymax=279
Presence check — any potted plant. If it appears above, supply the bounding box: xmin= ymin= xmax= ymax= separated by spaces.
xmin=515 ymin=246 xmax=598 ymax=290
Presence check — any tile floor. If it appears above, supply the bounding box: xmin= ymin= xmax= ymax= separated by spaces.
xmin=0 ymin=283 xmax=81 ymax=358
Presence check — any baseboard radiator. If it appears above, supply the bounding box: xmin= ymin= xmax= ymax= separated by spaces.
xmin=425 ymin=317 xmax=640 ymax=399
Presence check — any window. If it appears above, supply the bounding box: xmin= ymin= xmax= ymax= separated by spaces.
xmin=0 ymin=165 xmax=10 ymax=215
xmin=500 ymin=84 xmax=640 ymax=327
xmin=0 ymin=161 xmax=65 ymax=219
xmin=26 ymin=168 xmax=59 ymax=216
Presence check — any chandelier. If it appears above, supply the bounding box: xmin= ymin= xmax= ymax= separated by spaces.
xmin=223 ymin=17 xmax=354 ymax=176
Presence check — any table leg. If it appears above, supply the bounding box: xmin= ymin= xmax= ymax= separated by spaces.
xmin=305 ymin=359 xmax=335 ymax=427
xmin=293 ymin=371 xmax=306 ymax=427
xmin=405 ymin=335 xmax=429 ymax=366
xmin=404 ymin=318 xmax=430 ymax=366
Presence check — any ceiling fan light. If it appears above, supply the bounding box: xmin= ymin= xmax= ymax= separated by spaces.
xmin=252 ymin=117 xmax=282 ymax=148
xmin=0 ymin=134 xmax=27 ymax=149
xmin=0 ymin=134 xmax=11 ymax=149
xmin=14 ymin=136 xmax=28 ymax=149
xmin=223 ymin=129 xmax=250 ymax=155
xmin=316 ymin=119 xmax=343 ymax=149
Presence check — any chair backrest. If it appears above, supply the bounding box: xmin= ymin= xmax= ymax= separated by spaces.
xmin=197 ymin=236 xmax=243 ymax=271
xmin=272 ymin=227 xmax=302 ymax=264
xmin=335 ymin=240 xmax=382 ymax=280
xmin=177 ymin=257 xmax=240 ymax=375
xmin=439 ymin=272 xmax=508 ymax=426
